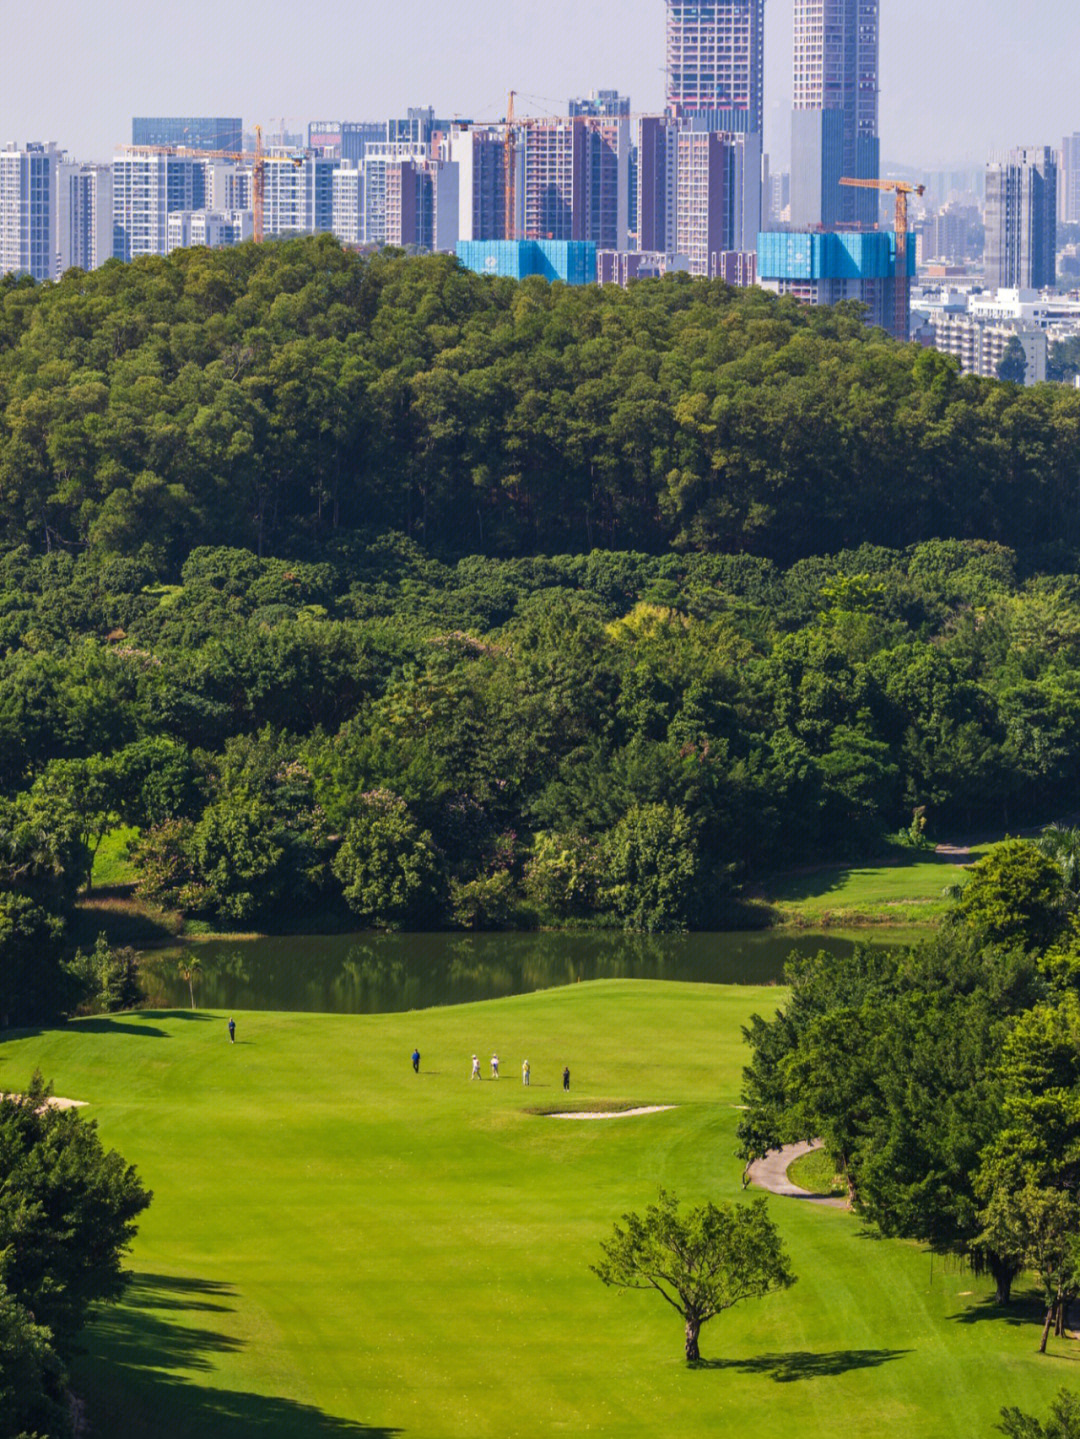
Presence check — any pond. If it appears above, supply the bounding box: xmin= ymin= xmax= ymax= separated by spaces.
xmin=138 ymin=927 xmax=927 ymax=1015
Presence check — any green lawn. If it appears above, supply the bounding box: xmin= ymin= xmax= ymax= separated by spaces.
xmin=0 ymin=981 xmax=1070 ymax=1438
xmin=761 ymin=845 xmax=992 ymax=927
xmin=787 ymin=1146 xmax=846 ymax=1197
xmin=90 ymin=824 xmax=141 ymax=889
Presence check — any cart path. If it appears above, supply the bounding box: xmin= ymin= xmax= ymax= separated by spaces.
xmin=746 ymin=1140 xmax=847 ymax=1208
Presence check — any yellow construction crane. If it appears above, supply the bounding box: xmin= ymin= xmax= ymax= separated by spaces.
xmin=504 ymin=92 xmax=516 ymax=242
xmin=839 ymin=177 xmax=926 ymax=338
xmin=122 ymin=125 xmax=304 ymax=243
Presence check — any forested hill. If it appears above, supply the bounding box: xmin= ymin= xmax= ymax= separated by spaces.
xmin=2 ymin=236 xmax=1080 ymax=569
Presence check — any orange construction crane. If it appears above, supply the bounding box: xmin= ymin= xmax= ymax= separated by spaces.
xmin=504 ymin=92 xmax=517 ymax=241
xmin=839 ymin=177 xmax=926 ymax=340
xmin=122 ymin=125 xmax=303 ymax=243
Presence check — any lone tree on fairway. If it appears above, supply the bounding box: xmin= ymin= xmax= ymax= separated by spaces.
xmin=592 ymin=1189 xmax=795 ymax=1362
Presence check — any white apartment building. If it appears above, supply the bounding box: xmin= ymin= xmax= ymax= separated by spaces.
xmin=201 ymin=160 xmax=251 ymax=213
xmin=166 ymin=209 xmax=253 ymax=253
xmin=112 ymin=151 xmax=207 ymax=260
xmin=0 ymin=142 xmax=60 ymax=281
xmin=57 ymin=162 xmax=112 ymax=273
xmin=331 ymin=162 xmax=363 ymax=245
xmin=261 ymin=153 xmax=337 ymax=239
xmin=929 ymin=313 xmax=1048 ymax=384
xmin=967 ymin=287 xmax=1080 ymax=329
xmin=361 ymin=143 xmax=428 ymax=245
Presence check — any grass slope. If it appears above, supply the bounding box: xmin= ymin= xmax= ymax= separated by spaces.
xmin=760 ymin=846 xmax=991 ymax=927
xmin=786 ymin=1146 xmax=846 ymax=1198
xmin=0 ymin=981 xmax=1069 ymax=1438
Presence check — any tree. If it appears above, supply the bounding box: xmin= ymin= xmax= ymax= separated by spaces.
xmin=951 ymin=840 xmax=1065 ymax=951
xmin=998 ymin=337 xmax=1029 ymax=385
xmin=978 ymin=1187 xmax=1080 ymax=1351
xmin=0 ymin=1270 xmax=68 ymax=1439
xmin=1036 ymin=825 xmax=1080 ymax=908
xmin=332 ymin=791 xmax=441 ymax=929
xmin=1000 ymin=1389 xmax=1080 ymax=1438
xmin=592 ymin=1189 xmax=795 ymax=1363
xmin=177 ymin=952 xmax=202 ymax=1009
xmin=70 ymin=932 xmax=141 ymax=1013
xmin=188 ymin=794 xmax=286 ymax=925
xmin=0 ymin=1074 xmax=151 ymax=1347
xmin=0 ymin=891 xmax=67 ymax=1030
xmin=601 ymin=804 xmax=700 ymax=933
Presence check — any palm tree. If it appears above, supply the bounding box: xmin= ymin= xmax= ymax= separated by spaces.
xmin=177 ymin=953 xmax=202 ymax=1010
xmin=1036 ymin=824 xmax=1080 ymax=905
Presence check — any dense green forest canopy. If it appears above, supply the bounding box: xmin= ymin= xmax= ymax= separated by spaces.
xmin=3 ymin=533 xmax=1080 ymax=1026
xmin=2 ymin=237 xmax=1080 ymax=565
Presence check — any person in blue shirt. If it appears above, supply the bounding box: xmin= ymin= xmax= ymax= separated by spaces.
xmin=228 ymin=1018 xmax=236 ymax=1043
xmin=411 ymin=1048 xmax=420 ymax=1074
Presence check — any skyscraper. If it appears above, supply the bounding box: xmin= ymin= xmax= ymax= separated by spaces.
xmin=443 ymin=127 xmax=507 ymax=242
xmin=985 ymin=147 xmax=1058 ymax=291
xmin=790 ymin=0 xmax=879 ymax=228
xmin=112 ymin=151 xmax=207 ymax=260
xmin=58 ymin=162 xmax=112 ymax=273
xmin=665 ymin=1 xmax=765 ymax=134
xmin=637 ymin=116 xmax=679 ymax=254
xmin=0 ymin=142 xmax=59 ymax=281
xmin=261 ymin=153 xmax=337 ymax=240
xmin=518 ymin=117 xmax=629 ymax=251
xmin=675 ymin=127 xmax=761 ymax=274
xmin=1060 ymin=134 xmax=1080 ymax=226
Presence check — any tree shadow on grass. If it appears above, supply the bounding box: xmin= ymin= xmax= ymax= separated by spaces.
xmin=70 ymin=1012 xmax=216 ymax=1037
xmin=77 ymin=1272 xmax=401 ymax=1439
xmin=950 ymin=1293 xmax=1046 ymax=1328
xmin=693 ymin=1348 xmax=910 ymax=1381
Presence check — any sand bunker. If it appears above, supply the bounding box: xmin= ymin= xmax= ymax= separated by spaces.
xmin=1 ymin=1094 xmax=87 ymax=1110
xmin=546 ymin=1105 xmax=677 ymax=1120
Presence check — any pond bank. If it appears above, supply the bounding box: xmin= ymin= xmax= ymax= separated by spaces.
xmin=136 ymin=926 xmax=932 ymax=1015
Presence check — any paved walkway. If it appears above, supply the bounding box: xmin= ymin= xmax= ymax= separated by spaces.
xmin=746 ymin=1140 xmax=847 ymax=1208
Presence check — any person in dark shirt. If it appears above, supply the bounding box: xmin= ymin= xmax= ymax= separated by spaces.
xmin=411 ymin=1048 xmax=420 ymax=1074
xmin=228 ymin=1018 xmax=236 ymax=1043
xmin=562 ymin=1066 xmax=570 ymax=1091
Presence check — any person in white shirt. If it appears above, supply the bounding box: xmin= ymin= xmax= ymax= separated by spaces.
xmin=522 ymin=1059 xmax=530 ymax=1086
xmin=491 ymin=1054 xmax=500 ymax=1079
xmin=471 ymin=1055 xmax=481 ymax=1080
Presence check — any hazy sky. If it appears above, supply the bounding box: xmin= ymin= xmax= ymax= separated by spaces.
xmin=3 ymin=0 xmax=1078 ymax=169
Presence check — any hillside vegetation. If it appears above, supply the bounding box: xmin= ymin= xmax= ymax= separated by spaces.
xmin=3 ymin=238 xmax=1080 ymax=564
xmin=6 ymin=244 xmax=1080 ymax=1018
xmin=3 ymin=535 xmax=1080 ymax=1028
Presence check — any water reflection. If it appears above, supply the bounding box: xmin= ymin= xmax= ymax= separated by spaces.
xmin=138 ymin=929 xmax=923 ymax=1015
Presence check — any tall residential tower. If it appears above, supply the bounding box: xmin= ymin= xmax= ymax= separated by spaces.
xmin=790 ymin=0 xmax=879 ymax=228
xmin=985 ymin=147 xmax=1058 ymax=291
xmin=0 ymin=142 xmax=60 ymax=281
xmin=665 ymin=1 xmax=766 ymax=133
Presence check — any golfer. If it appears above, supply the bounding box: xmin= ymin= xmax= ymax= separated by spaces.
xmin=411 ymin=1048 xmax=420 ymax=1074
xmin=563 ymin=1065 xmax=570 ymax=1091
xmin=227 ymin=1017 xmax=235 ymax=1043
xmin=491 ymin=1053 xmax=500 ymax=1079
xmin=471 ymin=1055 xmax=481 ymax=1080
xmin=522 ymin=1059 xmax=530 ymax=1086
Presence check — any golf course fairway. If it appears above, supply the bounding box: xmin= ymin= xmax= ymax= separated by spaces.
xmin=0 ymin=979 xmax=1069 ymax=1437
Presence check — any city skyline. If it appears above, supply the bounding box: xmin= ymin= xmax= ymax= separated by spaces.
xmin=2 ymin=0 xmax=1077 ymax=172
